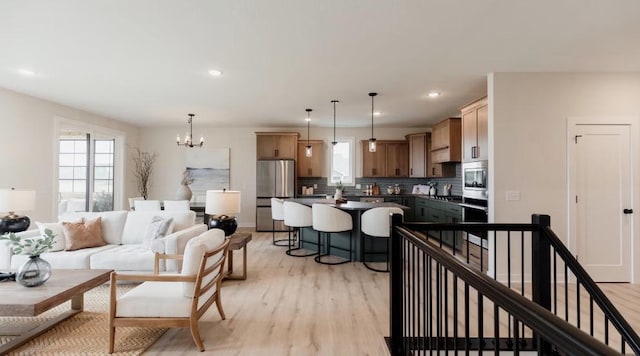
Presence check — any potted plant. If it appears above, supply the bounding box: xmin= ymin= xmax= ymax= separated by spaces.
xmin=0 ymin=229 xmax=55 ymax=287
xmin=335 ymin=180 xmax=344 ymax=200
xmin=132 ymin=147 xmax=156 ymax=199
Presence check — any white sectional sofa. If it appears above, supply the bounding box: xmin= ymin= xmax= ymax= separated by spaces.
xmin=0 ymin=210 xmax=208 ymax=273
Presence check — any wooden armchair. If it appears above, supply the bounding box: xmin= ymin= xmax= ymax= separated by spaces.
xmin=108 ymin=229 xmax=230 ymax=353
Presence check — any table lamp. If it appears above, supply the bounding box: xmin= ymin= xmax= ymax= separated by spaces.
xmin=205 ymin=189 xmax=241 ymax=236
xmin=0 ymin=188 xmax=36 ymax=234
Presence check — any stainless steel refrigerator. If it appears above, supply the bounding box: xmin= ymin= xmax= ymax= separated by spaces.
xmin=256 ymin=159 xmax=295 ymax=232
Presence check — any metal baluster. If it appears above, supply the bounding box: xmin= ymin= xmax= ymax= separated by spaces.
xmin=464 ymin=283 xmax=470 ymax=355
xmin=444 ymin=268 xmax=449 ymax=353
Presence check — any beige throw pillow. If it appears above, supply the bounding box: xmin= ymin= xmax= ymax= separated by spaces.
xmin=62 ymin=217 xmax=106 ymax=251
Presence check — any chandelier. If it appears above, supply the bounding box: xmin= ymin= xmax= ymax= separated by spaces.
xmin=176 ymin=114 xmax=204 ymax=148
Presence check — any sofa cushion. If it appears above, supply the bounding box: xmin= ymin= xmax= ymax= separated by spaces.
xmin=10 ymin=244 xmax=118 ymax=270
xmin=59 ymin=211 xmax=128 ymax=245
xmin=90 ymin=244 xmax=162 ymax=271
xmin=181 ymin=229 xmax=225 ymax=297
xmin=142 ymin=216 xmax=174 ymax=250
xmin=62 ymin=217 xmax=105 ymax=251
xmin=122 ymin=211 xmax=195 ymax=245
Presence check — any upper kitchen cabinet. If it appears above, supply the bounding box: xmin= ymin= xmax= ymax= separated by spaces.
xmin=297 ymin=140 xmax=324 ymax=177
xmin=361 ymin=140 xmax=409 ymax=177
xmin=386 ymin=141 xmax=409 ymax=177
xmin=406 ymin=133 xmax=427 ymax=177
xmin=430 ymin=118 xmax=461 ymax=164
xmin=256 ymin=132 xmax=299 ymax=160
xmin=461 ymin=97 xmax=488 ymax=162
xmin=426 ymin=133 xmax=456 ymax=178
xmin=362 ymin=140 xmax=388 ymax=177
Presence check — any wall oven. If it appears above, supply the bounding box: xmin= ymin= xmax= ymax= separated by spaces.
xmin=462 ymin=161 xmax=488 ymax=200
xmin=459 ymin=198 xmax=488 ymax=248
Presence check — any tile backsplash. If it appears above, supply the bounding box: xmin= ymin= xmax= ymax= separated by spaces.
xmin=298 ymin=164 xmax=461 ymax=196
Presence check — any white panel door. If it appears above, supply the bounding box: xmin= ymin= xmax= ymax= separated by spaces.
xmin=573 ymin=124 xmax=632 ymax=282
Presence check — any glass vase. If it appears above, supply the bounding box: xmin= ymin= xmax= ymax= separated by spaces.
xmin=17 ymin=255 xmax=52 ymax=287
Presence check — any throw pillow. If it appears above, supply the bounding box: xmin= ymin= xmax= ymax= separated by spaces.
xmin=35 ymin=222 xmax=66 ymax=252
xmin=142 ymin=216 xmax=174 ymax=252
xmin=62 ymin=217 xmax=105 ymax=251
xmin=35 ymin=219 xmax=82 ymax=252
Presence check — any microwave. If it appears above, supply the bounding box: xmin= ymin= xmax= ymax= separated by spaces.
xmin=462 ymin=161 xmax=488 ymax=200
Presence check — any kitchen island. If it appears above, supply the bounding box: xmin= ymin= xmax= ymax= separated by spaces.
xmin=288 ymin=198 xmax=408 ymax=262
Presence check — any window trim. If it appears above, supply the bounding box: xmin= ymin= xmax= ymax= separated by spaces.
xmin=53 ymin=116 xmax=125 ymax=213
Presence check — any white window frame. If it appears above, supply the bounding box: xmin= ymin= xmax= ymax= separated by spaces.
xmin=53 ymin=116 xmax=125 ymax=213
xmin=328 ymin=137 xmax=355 ymax=186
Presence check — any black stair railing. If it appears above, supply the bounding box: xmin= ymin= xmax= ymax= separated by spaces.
xmin=388 ymin=213 xmax=640 ymax=355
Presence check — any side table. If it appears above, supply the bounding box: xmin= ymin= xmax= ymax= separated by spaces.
xmin=224 ymin=232 xmax=252 ymax=280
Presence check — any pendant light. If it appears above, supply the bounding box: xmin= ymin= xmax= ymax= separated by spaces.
xmin=368 ymin=92 xmax=378 ymax=152
xmin=331 ymin=100 xmax=339 ymax=146
xmin=176 ymin=113 xmax=204 ymax=148
xmin=305 ymin=108 xmax=313 ymax=157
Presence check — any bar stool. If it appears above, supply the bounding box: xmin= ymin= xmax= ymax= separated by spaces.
xmin=283 ymin=201 xmax=317 ymax=257
xmin=271 ymin=198 xmax=289 ymax=246
xmin=361 ymin=207 xmax=404 ymax=272
xmin=312 ymin=203 xmax=353 ymax=265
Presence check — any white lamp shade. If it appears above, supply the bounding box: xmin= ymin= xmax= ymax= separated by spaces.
xmin=205 ymin=190 xmax=241 ymax=216
xmin=0 ymin=189 xmax=36 ymax=213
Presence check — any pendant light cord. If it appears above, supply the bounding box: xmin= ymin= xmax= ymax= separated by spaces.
xmin=369 ymin=92 xmax=377 ymax=139
xmin=305 ymin=108 xmax=312 ymax=147
xmin=331 ymin=100 xmax=339 ymax=145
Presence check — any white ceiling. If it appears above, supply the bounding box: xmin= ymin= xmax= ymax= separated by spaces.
xmin=1 ymin=1 xmax=640 ymax=129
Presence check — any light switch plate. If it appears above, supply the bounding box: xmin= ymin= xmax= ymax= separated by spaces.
xmin=506 ymin=191 xmax=521 ymax=201
xmin=356 ymin=184 xmax=361 ymax=189
xmin=313 ymin=184 xmax=318 ymax=189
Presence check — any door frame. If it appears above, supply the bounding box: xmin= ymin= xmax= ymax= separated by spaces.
xmin=567 ymin=116 xmax=639 ymax=283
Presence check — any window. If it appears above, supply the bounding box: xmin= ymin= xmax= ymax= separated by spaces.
xmin=58 ymin=135 xmax=115 ymax=212
xmin=329 ymin=138 xmax=355 ymax=185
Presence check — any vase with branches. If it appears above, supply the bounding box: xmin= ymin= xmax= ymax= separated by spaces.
xmin=132 ymin=147 xmax=156 ymax=199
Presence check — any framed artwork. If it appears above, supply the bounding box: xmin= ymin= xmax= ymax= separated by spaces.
xmin=185 ymin=148 xmax=230 ymax=202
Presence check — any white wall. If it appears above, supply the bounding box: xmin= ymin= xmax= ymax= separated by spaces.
xmin=489 ymin=72 xmax=640 ymax=281
xmin=0 ymin=87 xmax=140 ymax=223
xmin=140 ymin=126 xmax=430 ymax=227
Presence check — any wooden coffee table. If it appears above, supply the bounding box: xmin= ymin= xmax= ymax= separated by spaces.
xmin=0 ymin=269 xmax=111 ymax=354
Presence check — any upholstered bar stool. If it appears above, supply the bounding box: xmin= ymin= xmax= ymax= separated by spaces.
xmin=361 ymin=207 xmax=404 ymax=272
xmin=271 ymin=198 xmax=289 ymax=246
xmin=312 ymin=203 xmax=353 ymax=265
xmin=283 ymin=201 xmax=317 ymax=257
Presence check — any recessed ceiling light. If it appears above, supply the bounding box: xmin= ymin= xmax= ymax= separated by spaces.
xmin=427 ymin=92 xmax=441 ymax=98
xmin=373 ymin=111 xmax=382 ymax=116
xmin=208 ymin=70 xmax=223 ymax=77
xmin=17 ymin=69 xmax=37 ymax=76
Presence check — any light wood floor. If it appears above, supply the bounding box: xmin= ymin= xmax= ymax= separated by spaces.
xmin=146 ymin=229 xmax=391 ymax=355
xmin=145 ymin=229 xmax=640 ymax=355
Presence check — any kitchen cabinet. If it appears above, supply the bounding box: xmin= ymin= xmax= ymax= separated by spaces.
xmin=431 ymin=118 xmax=461 ymax=163
xmin=362 ymin=141 xmax=388 ymax=177
xmin=415 ymin=197 xmax=462 ymax=250
xmin=406 ymin=133 xmax=427 ymax=177
xmin=426 ymin=133 xmax=456 ymax=178
xmin=297 ymin=140 xmax=324 ymax=177
xmin=361 ymin=140 xmax=409 ymax=177
xmin=256 ymin=132 xmax=299 ymax=160
xmin=386 ymin=142 xmax=409 ymax=177
xmin=461 ymin=97 xmax=488 ymax=162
